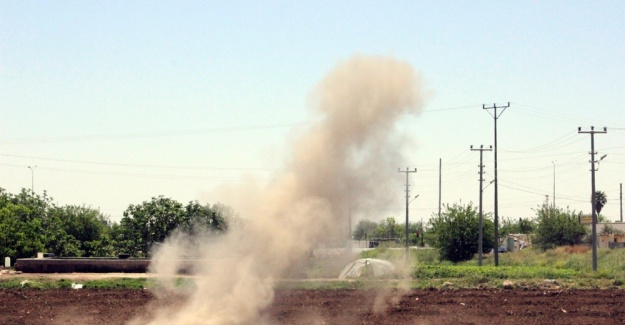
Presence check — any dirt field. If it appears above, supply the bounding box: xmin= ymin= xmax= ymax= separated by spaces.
xmin=1 ymin=287 xmax=624 ymax=325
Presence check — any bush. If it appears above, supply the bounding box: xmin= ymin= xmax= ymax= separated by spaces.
xmin=533 ymin=205 xmax=587 ymax=250
xmin=429 ymin=203 xmax=494 ymax=263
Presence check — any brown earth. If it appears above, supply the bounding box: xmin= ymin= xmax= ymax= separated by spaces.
xmin=1 ymin=287 xmax=624 ymax=325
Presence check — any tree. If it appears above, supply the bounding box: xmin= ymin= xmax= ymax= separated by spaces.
xmin=407 ymin=221 xmax=425 ymax=246
xmin=429 ymin=203 xmax=494 ymax=262
xmin=0 ymin=203 xmax=46 ymax=261
xmin=375 ymin=217 xmax=403 ymax=240
xmin=499 ymin=217 xmax=535 ymax=237
xmin=183 ymin=201 xmax=228 ymax=234
xmin=352 ymin=219 xmax=378 ymax=240
xmin=45 ymin=205 xmax=112 ymax=257
xmin=118 ymin=196 xmax=229 ymax=257
xmin=594 ymin=190 xmax=607 ymax=214
xmin=119 ymin=196 xmax=187 ymax=257
xmin=532 ymin=204 xmax=587 ymax=250
xmin=0 ymin=189 xmax=51 ymax=261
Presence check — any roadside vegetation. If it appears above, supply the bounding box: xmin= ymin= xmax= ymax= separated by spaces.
xmin=0 ymin=277 xmax=149 ymax=289
xmin=3 ymin=245 xmax=625 ymax=290
xmin=350 ymin=198 xmax=625 ymax=289
xmin=2 ymin=188 xmax=623 ymax=290
xmin=0 ymin=188 xmax=232 ymax=262
xmin=357 ymin=245 xmax=625 ymax=289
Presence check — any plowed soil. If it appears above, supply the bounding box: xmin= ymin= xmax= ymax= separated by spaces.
xmin=1 ymin=287 xmax=624 ymax=325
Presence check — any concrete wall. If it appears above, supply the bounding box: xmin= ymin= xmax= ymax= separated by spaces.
xmin=595 ymin=223 xmax=625 ymax=248
xmin=15 ymin=258 xmax=150 ymax=273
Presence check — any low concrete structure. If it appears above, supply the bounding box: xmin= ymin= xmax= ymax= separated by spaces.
xmin=15 ymin=258 xmax=150 ymax=273
xmin=597 ymin=222 xmax=625 ymax=248
xmin=505 ymin=234 xmax=531 ymax=252
xmin=14 ymin=257 xmax=210 ymax=273
xmin=587 ymin=222 xmax=625 ymax=249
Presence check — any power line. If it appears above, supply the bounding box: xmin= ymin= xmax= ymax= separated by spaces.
xmin=0 ymin=163 xmax=272 ymax=182
xmin=513 ymin=103 xmax=618 ymax=127
xmin=0 ymin=104 xmax=488 ymax=146
xmin=0 ymin=153 xmax=273 ymax=171
xmin=0 ymin=122 xmax=307 ymax=145
xmin=499 ymin=132 xmax=582 ymax=154
xmin=424 ymin=104 xmax=480 ymax=113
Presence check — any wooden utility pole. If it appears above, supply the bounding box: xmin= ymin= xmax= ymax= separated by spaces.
xmin=578 ymin=126 xmax=607 ymax=271
xmin=483 ymin=102 xmax=509 ymax=266
xmin=438 ymin=158 xmax=442 ymax=217
xmin=398 ymin=167 xmax=417 ymax=261
xmin=471 ymin=145 xmax=492 ymax=266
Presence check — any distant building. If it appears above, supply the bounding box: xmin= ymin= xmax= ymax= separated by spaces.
xmin=505 ymin=233 xmax=531 ymax=252
xmin=594 ymin=222 xmax=625 ymax=248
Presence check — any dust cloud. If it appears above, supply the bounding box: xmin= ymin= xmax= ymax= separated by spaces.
xmin=131 ymin=55 xmax=425 ymax=325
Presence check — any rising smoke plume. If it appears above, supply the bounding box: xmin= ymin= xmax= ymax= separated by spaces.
xmin=132 ymin=55 xmax=425 ymax=325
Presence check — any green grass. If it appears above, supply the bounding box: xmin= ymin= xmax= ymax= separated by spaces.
xmin=3 ymin=246 xmax=625 ymax=290
xmin=82 ymin=278 xmax=149 ymax=289
xmin=0 ymin=278 xmax=73 ymax=289
xmin=0 ymin=277 xmax=150 ymax=289
xmin=413 ymin=265 xmax=578 ymax=279
xmin=358 ymin=245 xmax=625 ymax=289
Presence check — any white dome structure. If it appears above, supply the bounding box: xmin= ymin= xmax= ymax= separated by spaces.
xmin=338 ymin=258 xmax=396 ymax=279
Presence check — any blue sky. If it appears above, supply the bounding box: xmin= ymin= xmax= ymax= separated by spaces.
xmin=1 ymin=1 xmax=624 ymax=224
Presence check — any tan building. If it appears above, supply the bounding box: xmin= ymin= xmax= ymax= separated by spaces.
xmin=596 ymin=222 xmax=625 ymax=248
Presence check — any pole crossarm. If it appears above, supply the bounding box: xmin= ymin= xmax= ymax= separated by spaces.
xmin=578 ymin=126 xmax=607 ymax=272
xmin=483 ymin=102 xmax=509 ymax=119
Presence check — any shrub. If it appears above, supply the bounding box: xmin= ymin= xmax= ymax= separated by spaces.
xmin=533 ymin=205 xmax=587 ymax=250
xmin=429 ymin=203 xmax=494 ymax=263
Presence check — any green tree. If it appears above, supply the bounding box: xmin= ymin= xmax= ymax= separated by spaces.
xmin=119 ymin=196 xmax=186 ymax=257
xmin=45 ymin=205 xmax=112 ymax=257
xmin=594 ymin=190 xmax=607 ymax=214
xmin=407 ymin=221 xmax=425 ymax=246
xmin=183 ymin=201 xmax=228 ymax=234
xmin=0 ymin=189 xmax=50 ymax=261
xmin=429 ymin=203 xmax=494 ymax=263
xmin=499 ymin=217 xmax=535 ymax=237
xmin=118 ymin=197 xmax=229 ymax=257
xmin=532 ymin=205 xmax=587 ymax=250
xmin=375 ymin=217 xmax=403 ymax=239
xmin=352 ymin=219 xmax=378 ymax=240
xmin=0 ymin=188 xmax=122 ymax=260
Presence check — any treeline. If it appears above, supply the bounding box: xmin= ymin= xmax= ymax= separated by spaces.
xmin=353 ymin=202 xmax=589 ymax=263
xmin=0 ymin=188 xmax=230 ymax=262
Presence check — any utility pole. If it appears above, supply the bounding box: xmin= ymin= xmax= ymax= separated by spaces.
xmin=347 ymin=182 xmax=352 ymax=253
xmin=471 ymin=145 xmax=492 ymax=266
xmin=483 ymin=102 xmax=509 ymax=266
xmin=578 ymin=126 xmax=607 ymax=271
xmin=620 ymin=183 xmax=622 ymax=222
xmin=398 ymin=167 xmax=417 ymax=261
xmin=27 ymin=166 xmax=37 ymax=195
xmin=420 ymin=217 xmax=424 ymax=247
xmin=552 ymin=161 xmax=556 ymax=208
xmin=438 ymin=158 xmax=442 ymax=217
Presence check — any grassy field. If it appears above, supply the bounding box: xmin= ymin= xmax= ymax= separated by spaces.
xmin=362 ymin=245 xmax=625 ymax=289
xmin=2 ymin=246 xmax=625 ymax=290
